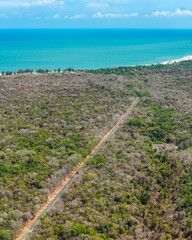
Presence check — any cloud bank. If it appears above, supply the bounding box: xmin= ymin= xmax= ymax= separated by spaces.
xmin=146 ymin=8 xmax=192 ymax=17
xmin=92 ymin=12 xmax=138 ymax=18
xmin=0 ymin=0 xmax=63 ymax=7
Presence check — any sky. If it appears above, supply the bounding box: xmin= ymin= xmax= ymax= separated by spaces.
xmin=0 ymin=0 xmax=192 ymax=28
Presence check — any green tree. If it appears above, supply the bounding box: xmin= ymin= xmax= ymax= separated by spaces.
xmin=72 ymin=223 xmax=86 ymax=236
xmin=0 ymin=230 xmax=10 ymax=240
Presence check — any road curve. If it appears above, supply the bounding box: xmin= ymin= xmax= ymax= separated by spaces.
xmin=15 ymin=97 xmax=139 ymax=240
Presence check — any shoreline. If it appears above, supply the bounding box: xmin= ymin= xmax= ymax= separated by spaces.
xmin=0 ymin=55 xmax=192 ymax=76
xmin=161 ymin=55 xmax=192 ymax=65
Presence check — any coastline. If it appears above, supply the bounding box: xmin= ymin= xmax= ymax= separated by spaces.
xmin=161 ymin=55 xmax=192 ymax=65
xmin=0 ymin=55 xmax=192 ymax=76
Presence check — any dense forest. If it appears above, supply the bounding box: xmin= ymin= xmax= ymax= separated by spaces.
xmin=0 ymin=61 xmax=191 ymax=239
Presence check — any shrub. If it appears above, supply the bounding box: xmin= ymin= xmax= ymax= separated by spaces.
xmin=0 ymin=163 xmax=10 ymax=176
xmin=0 ymin=231 xmax=10 ymax=240
xmin=140 ymin=189 xmax=151 ymax=204
xmin=71 ymin=223 xmax=86 ymax=236
xmin=6 ymin=71 xmax=12 ymax=75
xmin=129 ymin=118 xmax=144 ymax=128
xmin=96 ymin=154 xmax=106 ymax=164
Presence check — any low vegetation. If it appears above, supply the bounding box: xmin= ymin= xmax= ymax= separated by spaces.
xmin=0 ymin=61 xmax=191 ymax=239
xmin=0 ymin=71 xmax=134 ymax=239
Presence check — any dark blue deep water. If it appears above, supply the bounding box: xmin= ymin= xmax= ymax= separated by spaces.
xmin=0 ymin=29 xmax=192 ymax=71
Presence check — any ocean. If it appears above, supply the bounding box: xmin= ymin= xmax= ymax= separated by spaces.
xmin=0 ymin=29 xmax=192 ymax=72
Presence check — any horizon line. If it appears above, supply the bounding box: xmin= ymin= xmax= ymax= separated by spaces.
xmin=0 ymin=27 xmax=192 ymax=30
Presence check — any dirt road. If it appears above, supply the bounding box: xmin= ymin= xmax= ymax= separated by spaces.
xmin=15 ymin=98 xmax=139 ymax=240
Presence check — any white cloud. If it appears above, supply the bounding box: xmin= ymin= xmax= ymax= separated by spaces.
xmin=83 ymin=0 xmax=131 ymax=3
xmin=0 ymin=0 xmax=64 ymax=7
xmin=171 ymin=8 xmax=192 ymax=16
xmin=0 ymin=14 xmax=8 ymax=18
xmin=0 ymin=2 xmax=28 ymax=7
xmin=26 ymin=0 xmax=55 ymax=7
xmin=151 ymin=10 xmax=170 ymax=17
xmin=149 ymin=8 xmax=192 ymax=17
xmin=34 ymin=0 xmax=55 ymax=5
xmin=92 ymin=11 xmax=138 ymax=18
xmin=53 ymin=14 xmax=60 ymax=19
xmin=64 ymin=14 xmax=87 ymax=19
xmin=86 ymin=3 xmax=109 ymax=8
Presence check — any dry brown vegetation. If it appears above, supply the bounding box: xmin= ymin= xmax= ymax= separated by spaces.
xmin=0 ymin=61 xmax=192 ymax=240
xmin=0 ymin=72 xmax=135 ymax=239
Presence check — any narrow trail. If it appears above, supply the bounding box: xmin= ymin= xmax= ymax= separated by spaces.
xmin=15 ymin=98 xmax=139 ymax=240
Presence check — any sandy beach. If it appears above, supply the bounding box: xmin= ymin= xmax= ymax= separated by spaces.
xmin=161 ymin=55 xmax=192 ymax=65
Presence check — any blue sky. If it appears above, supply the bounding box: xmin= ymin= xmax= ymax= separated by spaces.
xmin=0 ymin=0 xmax=192 ymax=28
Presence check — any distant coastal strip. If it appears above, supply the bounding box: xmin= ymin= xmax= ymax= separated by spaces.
xmin=161 ymin=55 xmax=192 ymax=65
xmin=0 ymin=56 xmax=192 ymax=76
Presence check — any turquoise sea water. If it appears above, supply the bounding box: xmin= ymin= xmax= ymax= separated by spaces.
xmin=0 ymin=29 xmax=192 ymax=71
